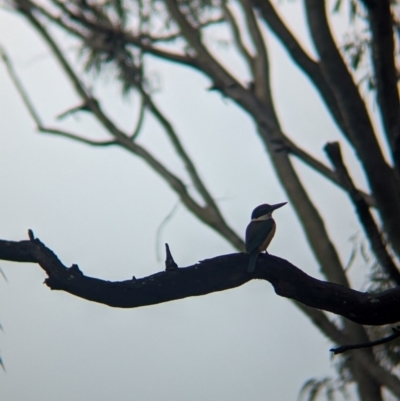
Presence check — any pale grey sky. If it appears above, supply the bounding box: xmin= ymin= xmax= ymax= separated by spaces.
xmin=0 ymin=1 xmax=384 ymax=400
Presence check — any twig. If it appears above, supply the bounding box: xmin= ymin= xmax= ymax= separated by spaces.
xmin=156 ymin=201 xmax=179 ymax=261
xmin=57 ymin=99 xmax=100 ymax=120
xmin=139 ymin=86 xmax=220 ymax=210
xmin=150 ymin=16 xmax=225 ymax=43
xmin=0 ymin=268 xmax=8 ymax=283
xmin=330 ymin=327 xmax=400 ymax=355
xmin=130 ymin=96 xmax=145 ymax=140
xmin=0 ymin=44 xmax=43 ymax=126
xmin=222 ymin=3 xmax=254 ymax=73
xmin=0 ymin=44 xmax=114 ymax=146
xmin=240 ymin=0 xmax=270 ymax=102
xmin=34 ymin=0 xmax=199 ymax=69
xmin=39 ymin=127 xmax=117 ymax=147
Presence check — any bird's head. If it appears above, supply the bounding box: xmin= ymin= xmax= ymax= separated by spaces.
xmin=251 ymin=202 xmax=287 ymax=220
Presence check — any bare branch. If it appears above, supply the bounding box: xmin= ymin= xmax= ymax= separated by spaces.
xmin=27 ymin=0 xmax=200 ymax=70
xmin=279 ymin=137 xmax=376 ymax=207
xmin=324 ymin=142 xmax=400 ymax=285
xmin=0 ymin=44 xmax=43 ymax=126
xmin=139 ymin=87 xmax=218 ymax=210
xmin=163 ymin=0 xmax=241 ymax=91
xmin=2 ymin=226 xmax=400 ymax=394
xmin=304 ymin=0 xmax=400 ymax=259
xmin=239 ymin=0 xmax=272 ymax=104
xmin=222 ymin=2 xmax=254 ymax=73
xmin=125 ymin=36 xmax=199 ymax=69
xmin=3 ymin=30 xmax=369 ymax=212
xmin=156 ymin=203 xmax=180 ymax=262
xmin=163 ymin=0 xmax=205 ymax=57
xmin=39 ymin=127 xmax=117 ymax=147
xmin=293 ymin=303 xmax=400 ymax=396
xmin=361 ymin=0 xmax=400 ymax=171
xmin=5 ymin=4 xmax=244 ymax=252
xmin=56 ymin=99 xmax=99 ymax=120
xmin=1 ymin=45 xmax=115 ymax=147
xmin=221 ymin=2 xmax=352 ymax=290
xmin=130 ymin=96 xmax=145 ymax=140
xmin=3 ymin=236 xmax=400 ymax=326
xmin=149 ymin=16 xmax=225 ymax=43
xmin=19 ymin=6 xmax=90 ymax=101
xmin=331 ymin=327 xmax=400 ymax=355
xmin=250 ymin=0 xmax=350 ymax=140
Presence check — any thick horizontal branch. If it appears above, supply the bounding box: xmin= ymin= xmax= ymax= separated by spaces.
xmin=2 ymin=235 xmax=400 ymax=325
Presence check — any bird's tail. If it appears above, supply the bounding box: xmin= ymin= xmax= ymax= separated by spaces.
xmin=247 ymin=251 xmax=259 ymax=273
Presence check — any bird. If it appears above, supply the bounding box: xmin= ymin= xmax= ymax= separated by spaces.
xmin=245 ymin=202 xmax=287 ymax=273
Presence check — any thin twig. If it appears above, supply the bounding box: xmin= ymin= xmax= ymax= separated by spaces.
xmin=0 ymin=44 xmax=43 ymax=126
xmin=156 ymin=201 xmax=179 ymax=261
xmin=139 ymin=86 xmax=220 ymax=210
xmin=130 ymin=96 xmax=145 ymax=140
xmin=222 ymin=2 xmax=254 ymax=73
xmin=151 ymin=16 xmax=225 ymax=43
xmin=57 ymin=99 xmax=99 ymax=120
xmin=240 ymin=0 xmax=271 ymax=103
xmin=35 ymin=0 xmax=198 ymax=69
xmin=330 ymin=327 xmax=400 ymax=355
xmin=39 ymin=127 xmax=117 ymax=147
xmin=0 ymin=267 xmax=8 ymax=283
xmin=0 ymin=44 xmax=117 ymax=146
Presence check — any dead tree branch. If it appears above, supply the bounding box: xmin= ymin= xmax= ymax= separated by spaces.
xmin=2 ymin=235 xmax=400 ymax=326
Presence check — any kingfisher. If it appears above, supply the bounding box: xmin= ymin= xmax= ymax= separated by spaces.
xmin=245 ymin=202 xmax=287 ymax=273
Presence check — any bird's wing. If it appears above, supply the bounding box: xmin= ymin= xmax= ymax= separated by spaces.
xmin=245 ymin=219 xmax=275 ymax=253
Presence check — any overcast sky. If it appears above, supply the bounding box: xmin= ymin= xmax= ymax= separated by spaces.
xmin=0 ymin=1 xmax=387 ymax=400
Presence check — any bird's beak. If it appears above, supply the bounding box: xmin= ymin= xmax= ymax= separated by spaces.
xmin=270 ymin=202 xmax=287 ymax=211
